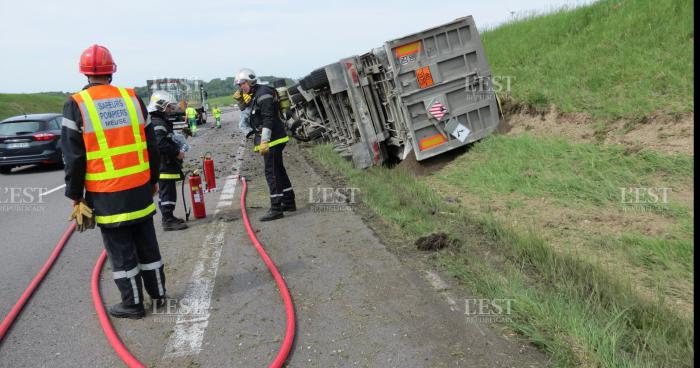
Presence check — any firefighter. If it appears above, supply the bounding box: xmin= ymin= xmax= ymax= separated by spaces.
xmin=149 ymin=90 xmax=188 ymax=231
xmin=61 ymin=44 xmax=166 ymax=319
xmin=235 ymin=68 xmax=296 ymax=221
xmin=212 ymin=105 xmax=222 ymax=128
xmin=185 ymin=105 xmax=197 ymax=136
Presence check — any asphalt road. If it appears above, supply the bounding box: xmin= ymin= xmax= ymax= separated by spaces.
xmin=0 ymin=107 xmax=548 ymax=367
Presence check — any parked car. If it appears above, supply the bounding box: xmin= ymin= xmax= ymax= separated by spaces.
xmin=0 ymin=113 xmax=64 ymax=174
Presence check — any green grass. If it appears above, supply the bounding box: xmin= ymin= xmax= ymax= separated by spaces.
xmin=207 ymin=94 xmax=235 ymax=107
xmin=482 ymin=0 xmax=694 ymax=119
xmin=435 ymin=134 xmax=692 ymax=208
xmin=0 ymin=93 xmax=67 ymax=120
xmin=308 ymin=143 xmax=694 ymax=367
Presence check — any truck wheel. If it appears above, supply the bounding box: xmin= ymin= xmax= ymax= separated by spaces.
xmin=308 ymin=68 xmax=329 ymax=89
xmin=288 ymin=83 xmax=300 ymax=95
xmin=300 ymin=75 xmax=312 ymax=90
xmin=290 ymin=93 xmax=305 ymax=105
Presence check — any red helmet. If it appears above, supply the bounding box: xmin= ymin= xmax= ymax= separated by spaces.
xmin=79 ymin=44 xmax=117 ymax=75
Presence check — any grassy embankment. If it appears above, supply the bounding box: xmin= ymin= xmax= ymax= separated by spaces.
xmin=0 ymin=93 xmax=67 ymax=121
xmin=207 ymin=94 xmax=235 ymax=107
xmin=307 ymin=0 xmax=694 ymax=367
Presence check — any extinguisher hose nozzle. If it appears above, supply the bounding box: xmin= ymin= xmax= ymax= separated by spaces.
xmin=181 ymin=170 xmax=191 ymax=221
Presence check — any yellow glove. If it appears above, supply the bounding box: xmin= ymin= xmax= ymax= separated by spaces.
xmin=69 ymin=199 xmax=95 ymax=232
xmin=258 ymin=141 xmax=270 ymax=155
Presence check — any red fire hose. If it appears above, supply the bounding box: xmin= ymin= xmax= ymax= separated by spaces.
xmin=91 ymin=250 xmax=144 ymax=368
xmin=239 ymin=177 xmax=296 ymax=368
xmin=0 ymin=222 xmax=76 ymax=342
xmin=2 ymin=178 xmax=295 ymax=367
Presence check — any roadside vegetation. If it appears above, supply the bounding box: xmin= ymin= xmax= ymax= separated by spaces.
xmin=207 ymin=94 xmax=235 ymax=107
xmin=306 ymin=0 xmax=694 ymax=367
xmin=483 ymin=0 xmax=693 ymax=120
xmin=0 ymin=93 xmax=67 ymax=120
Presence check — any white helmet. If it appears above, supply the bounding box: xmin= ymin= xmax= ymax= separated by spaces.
xmin=235 ymin=68 xmax=257 ymax=86
xmin=147 ymin=90 xmax=177 ymax=113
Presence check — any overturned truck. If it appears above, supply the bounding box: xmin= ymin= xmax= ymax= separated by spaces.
xmin=286 ymin=16 xmax=501 ymax=168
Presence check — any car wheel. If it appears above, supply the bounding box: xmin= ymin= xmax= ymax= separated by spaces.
xmin=56 ymin=152 xmax=66 ymax=169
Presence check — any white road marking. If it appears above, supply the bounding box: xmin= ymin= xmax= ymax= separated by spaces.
xmin=162 ymin=139 xmax=246 ymax=360
xmin=424 ymin=270 xmax=450 ymax=291
xmin=41 ymin=184 xmax=66 ymax=196
xmin=424 ymin=270 xmax=461 ymax=313
xmin=162 ymin=222 xmax=226 ymax=358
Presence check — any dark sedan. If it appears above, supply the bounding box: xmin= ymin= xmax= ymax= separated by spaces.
xmin=0 ymin=113 xmax=64 ymax=174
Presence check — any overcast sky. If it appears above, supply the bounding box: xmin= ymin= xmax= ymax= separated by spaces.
xmin=0 ymin=0 xmax=594 ymax=93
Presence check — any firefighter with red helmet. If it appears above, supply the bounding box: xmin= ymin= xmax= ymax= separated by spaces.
xmin=61 ymin=44 xmax=166 ymax=319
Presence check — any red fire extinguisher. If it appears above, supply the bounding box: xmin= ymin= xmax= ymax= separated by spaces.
xmin=188 ymin=170 xmax=206 ymax=219
xmin=202 ymin=152 xmax=216 ymax=190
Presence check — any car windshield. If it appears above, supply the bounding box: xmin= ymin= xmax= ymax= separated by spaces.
xmin=0 ymin=121 xmax=48 ymax=136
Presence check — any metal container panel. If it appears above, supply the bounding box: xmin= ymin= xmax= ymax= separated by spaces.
xmin=383 ymin=16 xmax=500 ymax=161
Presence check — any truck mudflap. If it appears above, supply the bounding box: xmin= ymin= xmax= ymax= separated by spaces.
xmin=384 ymin=16 xmax=500 ymax=161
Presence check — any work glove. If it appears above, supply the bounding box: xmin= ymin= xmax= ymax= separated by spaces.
xmin=258 ymin=141 xmax=270 ymax=155
xmin=69 ymin=199 xmax=95 ymax=232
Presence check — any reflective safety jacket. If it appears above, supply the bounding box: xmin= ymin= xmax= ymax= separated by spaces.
xmin=186 ymin=107 xmax=197 ymax=119
xmin=151 ymin=112 xmax=183 ymax=181
xmin=249 ymin=84 xmax=289 ymax=152
xmin=213 ymin=108 xmax=221 ymax=118
xmin=61 ymin=83 xmax=160 ymax=228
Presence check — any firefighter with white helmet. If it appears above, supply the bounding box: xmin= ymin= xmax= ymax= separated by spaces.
xmin=236 ymin=68 xmax=296 ymax=221
xmin=149 ymin=90 xmax=188 ymax=231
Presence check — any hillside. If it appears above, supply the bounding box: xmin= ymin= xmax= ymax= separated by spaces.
xmin=482 ymin=0 xmax=693 ymax=119
xmin=0 ymin=93 xmax=67 ymax=121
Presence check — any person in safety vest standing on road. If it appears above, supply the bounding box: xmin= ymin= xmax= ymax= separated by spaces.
xmin=235 ymin=68 xmax=296 ymax=221
xmin=149 ymin=90 xmax=188 ymax=231
xmin=61 ymin=44 xmax=166 ymax=319
xmin=212 ymin=105 xmax=222 ymax=129
xmin=185 ymin=105 xmax=197 ymax=136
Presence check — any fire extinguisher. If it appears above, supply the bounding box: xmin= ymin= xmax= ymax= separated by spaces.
xmin=202 ymin=152 xmax=216 ymax=190
xmin=188 ymin=170 xmax=207 ymax=219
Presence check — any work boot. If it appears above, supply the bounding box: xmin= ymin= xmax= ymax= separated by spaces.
xmin=282 ymin=202 xmax=297 ymax=212
xmin=259 ymin=209 xmax=283 ymax=222
xmin=163 ymin=216 xmax=188 ymax=231
xmin=109 ymin=302 xmax=145 ymax=319
xmin=171 ymin=215 xmax=186 ymax=224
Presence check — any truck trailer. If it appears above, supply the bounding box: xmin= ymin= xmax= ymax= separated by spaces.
xmin=286 ymin=16 xmax=501 ymax=168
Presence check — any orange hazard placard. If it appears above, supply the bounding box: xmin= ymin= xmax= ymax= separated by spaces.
xmin=416 ymin=66 xmax=434 ymax=89
xmin=418 ymin=133 xmax=447 ymax=151
xmin=395 ymin=41 xmax=421 ymax=65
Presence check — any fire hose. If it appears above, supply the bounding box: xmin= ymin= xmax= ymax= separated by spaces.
xmin=91 ymin=250 xmax=144 ymax=368
xmin=239 ymin=177 xmax=296 ymax=368
xmin=0 ymin=223 xmax=76 ymax=342
xmin=181 ymin=170 xmax=192 ymax=221
xmin=2 ymin=177 xmax=295 ymax=367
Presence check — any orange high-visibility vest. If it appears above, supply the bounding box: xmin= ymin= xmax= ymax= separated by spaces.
xmin=72 ymin=85 xmax=151 ymax=194
xmin=72 ymin=85 xmax=156 ymax=226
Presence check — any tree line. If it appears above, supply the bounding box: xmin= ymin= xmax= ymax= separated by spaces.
xmin=134 ymin=76 xmax=295 ymax=100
